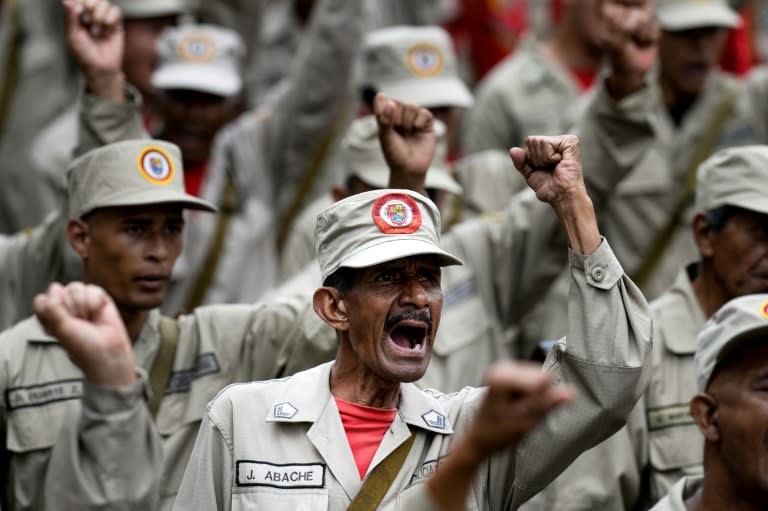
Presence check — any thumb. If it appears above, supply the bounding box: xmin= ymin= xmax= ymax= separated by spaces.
xmin=508 ymin=147 xmax=527 ymax=171
xmin=374 ymin=93 xmax=397 ymax=129
xmin=62 ymin=0 xmax=83 ymax=31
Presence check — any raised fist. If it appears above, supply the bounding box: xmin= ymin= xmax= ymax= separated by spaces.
xmin=34 ymin=282 xmax=137 ymax=386
xmin=374 ymin=93 xmax=436 ymax=192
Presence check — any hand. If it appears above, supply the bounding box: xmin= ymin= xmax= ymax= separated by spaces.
xmin=374 ymin=93 xmax=436 ymax=194
xmin=600 ymin=0 xmax=659 ymax=99
xmin=63 ymin=0 xmax=125 ymax=101
xmin=34 ymin=282 xmax=137 ymax=386
xmin=509 ymin=135 xmax=586 ymax=206
xmin=464 ymin=361 xmax=574 ymax=459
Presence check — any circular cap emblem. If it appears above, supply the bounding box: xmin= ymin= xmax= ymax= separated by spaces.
xmin=761 ymin=300 xmax=768 ymax=320
xmin=372 ymin=194 xmax=422 ymax=234
xmin=137 ymin=146 xmax=175 ymax=185
xmin=178 ymin=34 xmax=218 ymax=62
xmin=406 ymin=44 xmax=444 ymax=78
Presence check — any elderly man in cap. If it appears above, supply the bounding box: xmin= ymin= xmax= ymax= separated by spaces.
xmin=524 ymin=145 xmax=768 ymax=510
xmin=0 ymin=138 xmax=341 ymax=510
xmin=66 ymin=0 xmax=363 ymax=313
xmin=651 ymin=293 xmax=768 ymax=510
xmin=170 ymin=95 xmax=653 ymax=509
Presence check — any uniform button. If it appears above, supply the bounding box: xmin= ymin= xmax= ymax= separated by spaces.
xmin=591 ymin=267 xmax=604 ymax=282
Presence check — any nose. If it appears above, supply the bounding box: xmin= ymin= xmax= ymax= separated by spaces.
xmin=398 ymin=277 xmax=430 ymax=309
xmin=145 ymin=235 xmax=170 ymax=262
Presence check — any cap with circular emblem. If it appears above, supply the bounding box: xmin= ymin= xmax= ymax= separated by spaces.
xmin=67 ymin=139 xmax=217 ymax=219
xmin=314 ymin=189 xmax=462 ymax=282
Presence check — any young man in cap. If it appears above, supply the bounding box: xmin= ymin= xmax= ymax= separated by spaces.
xmin=68 ymin=0 xmax=364 ymax=313
xmin=463 ymin=0 xmax=604 ymax=154
xmin=168 ymin=96 xmax=653 ymax=509
xmin=0 ymin=139 xmax=335 ymax=510
xmin=650 ymin=293 xmax=768 ymax=510
xmin=521 ymin=145 xmax=768 ymax=509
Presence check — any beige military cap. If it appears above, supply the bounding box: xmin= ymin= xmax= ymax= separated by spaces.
xmin=695 ymin=294 xmax=768 ymax=391
xmin=694 ymin=145 xmax=768 ymax=215
xmin=152 ymin=24 xmax=245 ymax=97
xmin=363 ymin=26 xmax=473 ymax=109
xmin=656 ymin=0 xmax=739 ymax=31
xmin=315 ymin=189 xmax=462 ymax=282
xmin=112 ymin=0 xmax=189 ymax=19
xmin=67 ymin=139 xmax=216 ymax=219
xmin=342 ymin=117 xmax=462 ymax=195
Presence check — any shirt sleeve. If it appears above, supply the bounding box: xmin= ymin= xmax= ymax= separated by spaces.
xmin=172 ymin=412 xmax=233 ymax=511
xmin=498 ymin=240 xmax=652 ymax=509
xmin=42 ymin=377 xmax=163 ymax=510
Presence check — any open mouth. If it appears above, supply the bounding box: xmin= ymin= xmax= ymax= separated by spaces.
xmin=388 ymin=323 xmax=428 ymax=352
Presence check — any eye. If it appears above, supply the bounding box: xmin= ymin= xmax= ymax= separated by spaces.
xmin=123 ymin=224 xmax=145 ymax=235
xmin=166 ymin=223 xmax=184 ymax=235
xmin=375 ymin=271 xmax=397 ymax=283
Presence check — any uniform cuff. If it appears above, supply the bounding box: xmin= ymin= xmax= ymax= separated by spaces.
xmin=569 ymin=237 xmax=623 ymax=290
xmin=81 ymin=367 xmax=149 ymax=415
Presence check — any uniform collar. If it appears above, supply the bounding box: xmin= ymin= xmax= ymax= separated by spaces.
xmin=265 ymin=361 xmax=454 ymax=434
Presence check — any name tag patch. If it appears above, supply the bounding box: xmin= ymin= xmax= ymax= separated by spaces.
xmin=236 ymin=461 xmax=326 ymax=489
xmin=647 ymin=404 xmax=695 ymax=431
xmin=410 ymin=458 xmax=442 ymax=485
xmin=6 ymin=379 xmax=83 ymax=411
xmin=165 ymin=353 xmax=220 ymax=395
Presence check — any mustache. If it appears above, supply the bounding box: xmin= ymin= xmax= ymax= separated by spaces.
xmin=384 ymin=310 xmax=433 ymax=335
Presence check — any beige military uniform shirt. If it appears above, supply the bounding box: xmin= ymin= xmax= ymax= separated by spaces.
xmin=649 ymin=477 xmax=703 ymax=511
xmin=531 ymin=266 xmax=706 ymax=510
xmin=0 ymin=295 xmax=335 ymax=511
xmin=462 ymin=36 xmax=590 ymax=154
xmin=173 ymin=240 xmax=652 ymax=510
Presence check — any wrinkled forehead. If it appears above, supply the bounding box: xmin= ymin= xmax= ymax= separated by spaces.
xmin=84 ymin=203 xmax=186 ymax=222
xmin=710 ymin=337 xmax=768 ymax=390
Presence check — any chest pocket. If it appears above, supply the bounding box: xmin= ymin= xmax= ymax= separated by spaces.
xmin=647 ymin=417 xmax=703 ymax=496
xmin=232 ymin=488 xmax=329 ymax=511
xmin=6 ymin=398 xmax=78 ymax=453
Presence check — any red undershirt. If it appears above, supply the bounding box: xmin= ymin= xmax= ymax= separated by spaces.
xmin=570 ymin=67 xmax=598 ymax=93
xmin=184 ymin=161 xmax=208 ymax=198
xmin=335 ymin=398 xmax=397 ymax=479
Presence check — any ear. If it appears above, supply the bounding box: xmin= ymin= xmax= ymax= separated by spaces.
xmin=690 ymin=393 xmax=721 ymax=443
xmin=331 ymin=185 xmax=349 ymax=203
xmin=67 ymin=219 xmax=90 ymax=259
xmin=692 ymin=213 xmax=716 ymax=258
xmin=313 ymin=287 xmax=349 ymax=332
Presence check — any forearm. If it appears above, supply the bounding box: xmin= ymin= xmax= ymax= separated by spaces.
xmin=551 ymin=190 xmax=601 ymax=256
xmin=84 ymin=69 xmax=125 ymax=103
xmin=426 ymin=436 xmax=485 ymax=511
xmin=76 ymin=83 xmax=148 ymax=157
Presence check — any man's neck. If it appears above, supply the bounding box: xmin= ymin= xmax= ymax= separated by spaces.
xmin=119 ymin=307 xmax=150 ymax=344
xmin=330 ymin=355 xmax=401 ymax=409
xmin=691 ymin=269 xmax=729 ymax=318
xmin=686 ymin=474 xmax=766 ymax=511
xmin=659 ymin=74 xmax=701 ymax=124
